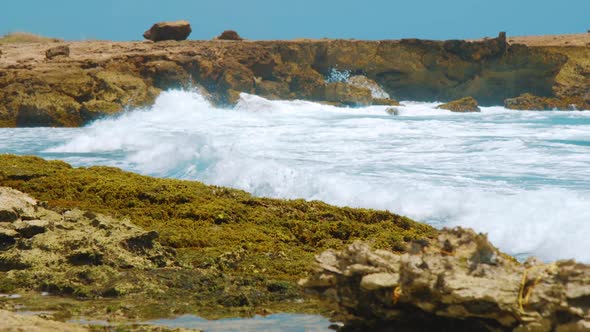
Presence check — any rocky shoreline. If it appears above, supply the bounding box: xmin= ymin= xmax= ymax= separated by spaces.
xmin=1 ymin=155 xmax=589 ymax=331
xmin=1 ymin=33 xmax=589 ymax=127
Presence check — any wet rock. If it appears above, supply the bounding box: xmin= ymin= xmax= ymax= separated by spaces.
xmin=0 ymin=309 xmax=89 ymax=332
xmin=325 ymin=82 xmax=373 ymax=106
xmin=216 ymin=30 xmax=243 ymax=41
xmin=437 ymin=96 xmax=481 ymax=112
xmin=504 ymin=93 xmax=589 ymax=111
xmin=143 ymin=20 xmax=192 ymax=42
xmin=372 ymin=98 xmax=400 ymax=106
xmin=45 ymin=45 xmax=70 ymax=59
xmin=255 ymin=80 xmax=290 ymax=99
xmin=303 ymin=228 xmax=590 ymax=331
xmin=348 ymin=75 xmax=390 ymax=99
xmin=385 ymin=107 xmax=399 ymax=115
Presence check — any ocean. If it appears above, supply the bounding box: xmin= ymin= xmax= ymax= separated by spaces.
xmin=1 ymin=89 xmax=589 ymax=263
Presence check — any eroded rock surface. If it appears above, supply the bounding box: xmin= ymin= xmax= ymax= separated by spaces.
xmin=437 ymin=96 xmax=481 ymax=112
xmin=0 ymin=33 xmax=581 ymax=127
xmin=143 ymin=21 xmax=192 ymax=42
xmin=0 ymin=186 xmax=177 ymax=297
xmin=302 ymin=228 xmax=590 ymax=331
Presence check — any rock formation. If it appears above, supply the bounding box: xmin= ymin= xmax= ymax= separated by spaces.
xmin=302 ymin=228 xmax=590 ymax=331
xmin=45 ymin=45 xmax=69 ymax=59
xmin=216 ymin=30 xmax=243 ymax=41
xmin=0 ymin=32 xmax=587 ymax=127
xmin=325 ymin=82 xmax=373 ymax=106
xmin=505 ymin=93 xmax=589 ymax=111
xmin=143 ymin=20 xmax=192 ymax=42
xmin=0 ymin=186 xmax=177 ymax=298
xmin=437 ymin=96 xmax=481 ymax=112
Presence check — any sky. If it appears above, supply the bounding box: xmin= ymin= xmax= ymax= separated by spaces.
xmin=1 ymin=0 xmax=588 ymax=41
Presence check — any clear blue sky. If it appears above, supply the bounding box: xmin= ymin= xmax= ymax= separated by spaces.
xmin=2 ymin=0 xmax=588 ymax=41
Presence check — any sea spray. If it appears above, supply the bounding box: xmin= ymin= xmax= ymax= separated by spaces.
xmin=2 ymin=90 xmax=590 ymax=262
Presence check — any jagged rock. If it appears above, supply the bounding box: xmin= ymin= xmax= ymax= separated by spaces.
xmin=0 ymin=186 xmax=178 ymax=297
xmin=255 ymin=80 xmax=290 ymax=99
xmin=437 ymin=96 xmax=481 ymax=112
xmin=45 ymin=45 xmax=69 ymax=59
xmin=504 ymin=93 xmax=589 ymax=111
xmin=0 ymin=209 xmax=18 ymax=223
xmin=216 ymin=30 xmax=243 ymax=41
xmin=348 ymin=75 xmax=390 ymax=99
xmin=325 ymin=82 xmax=373 ymax=106
xmin=302 ymin=228 xmax=590 ymax=331
xmin=143 ymin=20 xmax=192 ymax=42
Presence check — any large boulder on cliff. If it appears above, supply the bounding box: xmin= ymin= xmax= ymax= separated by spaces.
xmin=437 ymin=96 xmax=481 ymax=112
xmin=216 ymin=30 xmax=243 ymax=41
xmin=302 ymin=228 xmax=590 ymax=331
xmin=45 ymin=45 xmax=69 ymax=59
xmin=143 ymin=20 xmax=192 ymax=42
xmin=325 ymin=82 xmax=373 ymax=106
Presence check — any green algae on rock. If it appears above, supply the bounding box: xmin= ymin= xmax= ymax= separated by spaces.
xmin=437 ymin=96 xmax=481 ymax=112
xmin=0 ymin=154 xmax=435 ymax=320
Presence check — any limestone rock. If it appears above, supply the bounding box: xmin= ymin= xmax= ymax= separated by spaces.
xmin=0 ymin=309 xmax=89 ymax=332
xmin=0 ymin=186 xmax=178 ymax=297
xmin=325 ymin=82 xmax=372 ymax=106
xmin=216 ymin=30 xmax=243 ymax=41
xmin=303 ymin=228 xmax=590 ymax=331
xmin=45 ymin=45 xmax=69 ymax=59
xmin=504 ymin=93 xmax=589 ymax=111
xmin=143 ymin=20 xmax=192 ymax=42
xmin=437 ymin=96 xmax=481 ymax=112
xmin=348 ymin=75 xmax=390 ymax=99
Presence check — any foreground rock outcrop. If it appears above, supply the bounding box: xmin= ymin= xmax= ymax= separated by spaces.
xmin=302 ymin=228 xmax=590 ymax=331
xmin=0 ymin=309 xmax=89 ymax=332
xmin=1 ymin=32 xmax=586 ymax=126
xmin=0 ymin=186 xmax=177 ymax=297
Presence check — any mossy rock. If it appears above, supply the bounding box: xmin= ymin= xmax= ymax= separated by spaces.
xmin=437 ymin=96 xmax=481 ymax=112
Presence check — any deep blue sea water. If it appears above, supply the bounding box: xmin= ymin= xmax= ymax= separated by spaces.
xmin=1 ymin=90 xmax=589 ymax=263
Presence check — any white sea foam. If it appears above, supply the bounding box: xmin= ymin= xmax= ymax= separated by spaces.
xmin=3 ymin=90 xmax=590 ymax=262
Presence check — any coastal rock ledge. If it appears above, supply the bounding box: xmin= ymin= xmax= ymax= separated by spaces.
xmin=302 ymin=228 xmax=590 ymax=332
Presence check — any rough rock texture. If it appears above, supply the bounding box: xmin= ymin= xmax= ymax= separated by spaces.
xmin=0 ymin=33 xmax=585 ymax=127
xmin=216 ymin=30 xmax=243 ymax=41
xmin=302 ymin=228 xmax=590 ymax=332
xmin=0 ymin=186 xmax=177 ymax=297
xmin=437 ymin=96 xmax=481 ymax=112
xmin=45 ymin=45 xmax=69 ymax=59
xmin=325 ymin=82 xmax=373 ymax=106
xmin=505 ymin=93 xmax=589 ymax=111
xmin=0 ymin=310 xmax=89 ymax=332
xmin=143 ymin=21 xmax=192 ymax=42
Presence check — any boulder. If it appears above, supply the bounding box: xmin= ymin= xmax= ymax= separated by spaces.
xmin=143 ymin=20 xmax=192 ymax=42
xmin=325 ymin=82 xmax=373 ymax=106
xmin=437 ymin=96 xmax=481 ymax=112
xmin=45 ymin=45 xmax=69 ymax=59
xmin=303 ymin=228 xmax=590 ymax=331
xmin=216 ymin=30 xmax=243 ymax=41
xmin=348 ymin=75 xmax=390 ymax=99
xmin=372 ymin=98 xmax=400 ymax=106
xmin=385 ymin=107 xmax=400 ymax=115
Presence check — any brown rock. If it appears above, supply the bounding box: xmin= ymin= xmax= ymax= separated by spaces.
xmin=437 ymin=96 xmax=481 ymax=112
xmin=504 ymin=93 xmax=588 ymax=111
xmin=372 ymin=98 xmax=400 ymax=106
xmin=143 ymin=20 xmax=192 ymax=42
xmin=216 ymin=30 xmax=243 ymax=41
xmin=325 ymin=82 xmax=372 ymax=106
xmin=0 ymin=310 xmax=89 ymax=332
xmin=255 ymin=80 xmax=290 ymax=99
xmin=303 ymin=228 xmax=590 ymax=331
xmin=45 ymin=45 xmax=69 ymax=59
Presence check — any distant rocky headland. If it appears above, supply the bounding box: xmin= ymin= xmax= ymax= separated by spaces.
xmin=1 ymin=29 xmax=589 ymax=127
